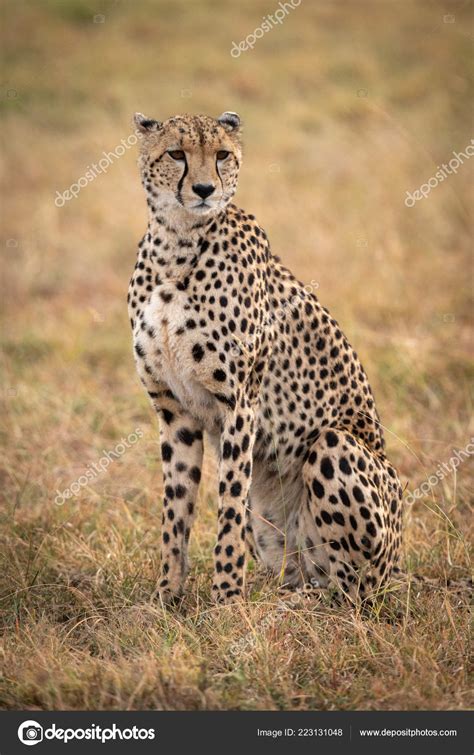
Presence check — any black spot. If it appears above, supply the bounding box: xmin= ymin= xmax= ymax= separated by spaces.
xmin=353 ymin=486 xmax=364 ymax=503
xmin=230 ymin=481 xmax=242 ymax=497
xmin=339 ymin=458 xmax=352 ymax=475
xmin=366 ymin=521 xmax=377 ymax=537
xmin=215 ymin=393 xmax=236 ymax=411
xmin=321 ymin=457 xmax=334 ymax=479
xmin=213 ymin=369 xmax=226 ymax=382
xmin=192 ymin=343 xmax=205 ymax=362
xmin=177 ymin=428 xmax=195 ymax=446
xmin=348 ymin=533 xmax=360 ymax=551
xmin=312 ymin=479 xmax=325 ymax=499
xmin=189 ymin=466 xmax=201 ymax=484
xmin=161 ymin=442 xmax=173 ymax=462
xmin=339 ymin=488 xmax=351 ymax=507
xmin=321 ymin=510 xmax=332 ymax=525
xmin=161 ymin=408 xmax=174 ymax=424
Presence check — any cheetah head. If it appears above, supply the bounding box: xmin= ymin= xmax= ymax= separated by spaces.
xmin=134 ymin=112 xmax=242 ymax=217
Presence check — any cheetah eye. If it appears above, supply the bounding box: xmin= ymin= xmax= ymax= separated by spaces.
xmin=167 ymin=150 xmax=185 ymax=160
xmin=216 ymin=150 xmax=230 ymax=161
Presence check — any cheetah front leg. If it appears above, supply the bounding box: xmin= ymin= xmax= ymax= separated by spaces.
xmin=138 ymin=378 xmax=204 ymax=604
xmin=155 ymin=404 xmax=203 ymax=603
xmin=212 ymin=396 xmax=256 ymax=604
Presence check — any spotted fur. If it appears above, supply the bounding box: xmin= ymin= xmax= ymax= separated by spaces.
xmin=128 ymin=111 xmax=403 ymax=605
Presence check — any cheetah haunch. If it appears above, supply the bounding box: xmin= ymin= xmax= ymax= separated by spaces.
xmin=129 ymin=111 xmax=403 ymax=605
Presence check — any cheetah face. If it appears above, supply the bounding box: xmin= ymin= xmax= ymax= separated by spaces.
xmin=134 ymin=112 xmax=242 ymax=217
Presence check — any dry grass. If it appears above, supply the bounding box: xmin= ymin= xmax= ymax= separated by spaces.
xmin=0 ymin=0 xmax=472 ymax=710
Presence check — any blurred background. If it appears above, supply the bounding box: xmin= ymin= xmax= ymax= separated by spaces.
xmin=0 ymin=0 xmax=472 ymax=710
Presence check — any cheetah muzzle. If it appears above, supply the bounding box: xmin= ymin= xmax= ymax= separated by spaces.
xmin=128 ymin=111 xmax=403 ymax=606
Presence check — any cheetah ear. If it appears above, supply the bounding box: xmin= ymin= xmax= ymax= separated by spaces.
xmin=133 ymin=112 xmax=162 ymax=134
xmin=217 ymin=111 xmax=241 ymax=132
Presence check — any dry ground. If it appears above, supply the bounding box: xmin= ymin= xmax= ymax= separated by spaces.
xmin=0 ymin=0 xmax=472 ymax=710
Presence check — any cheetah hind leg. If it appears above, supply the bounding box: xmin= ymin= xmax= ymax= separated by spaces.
xmin=297 ymin=428 xmax=403 ymax=605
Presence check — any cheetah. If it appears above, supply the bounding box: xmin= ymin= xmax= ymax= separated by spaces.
xmin=128 ymin=111 xmax=403 ymax=606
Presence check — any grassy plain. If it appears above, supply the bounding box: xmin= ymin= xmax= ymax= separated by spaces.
xmin=0 ymin=0 xmax=472 ymax=709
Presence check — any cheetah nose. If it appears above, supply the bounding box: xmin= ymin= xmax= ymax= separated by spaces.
xmin=192 ymin=183 xmax=215 ymax=200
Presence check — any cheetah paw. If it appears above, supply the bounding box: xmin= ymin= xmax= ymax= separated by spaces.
xmin=212 ymin=584 xmax=244 ymax=605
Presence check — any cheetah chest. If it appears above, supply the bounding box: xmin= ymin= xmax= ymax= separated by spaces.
xmin=136 ymin=284 xmax=218 ymax=424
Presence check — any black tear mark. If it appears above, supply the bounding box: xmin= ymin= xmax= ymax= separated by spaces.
xmin=176 ymin=156 xmax=189 ymax=206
